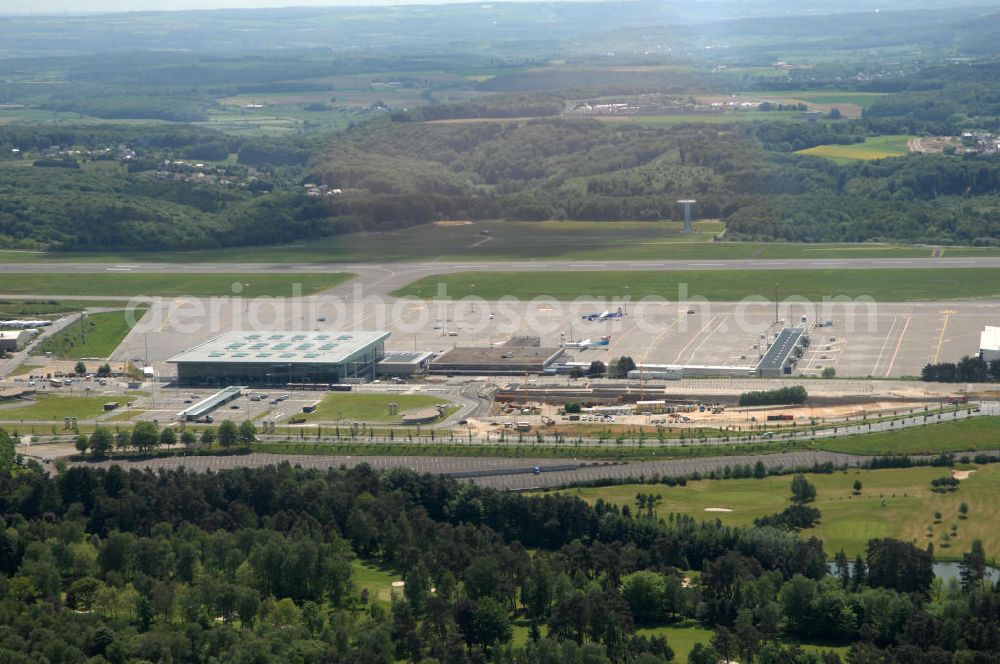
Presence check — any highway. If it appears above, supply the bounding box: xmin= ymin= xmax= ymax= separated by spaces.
xmin=58 ymin=445 xmax=1000 ymax=491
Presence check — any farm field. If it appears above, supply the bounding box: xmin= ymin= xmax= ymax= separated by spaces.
xmin=0 ymin=273 xmax=351 ymax=297
xmin=301 ymin=393 xmax=452 ymax=423
xmin=0 ymin=395 xmax=133 ymax=422
xmin=752 ymin=91 xmax=889 ymax=108
xmin=796 ymin=135 xmax=913 ymax=164
xmin=394 ymin=267 xmax=1000 ymax=301
xmin=551 ymin=465 xmax=1000 ymax=561
xmin=33 ymin=310 xmax=145 ymax=359
xmin=0 ymin=221 xmax=941 ymax=265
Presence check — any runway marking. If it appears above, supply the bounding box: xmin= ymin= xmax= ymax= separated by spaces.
xmin=883 ymin=312 xmax=912 ymax=377
xmin=932 ymin=309 xmax=957 ymax=363
xmin=685 ymin=314 xmax=732 ymax=364
xmin=871 ymin=314 xmax=902 ymax=377
xmin=639 ymin=317 xmax=681 ymax=366
xmin=672 ymin=314 xmax=723 ymax=364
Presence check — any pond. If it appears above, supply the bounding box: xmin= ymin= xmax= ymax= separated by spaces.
xmin=828 ymin=561 xmax=999 ymax=583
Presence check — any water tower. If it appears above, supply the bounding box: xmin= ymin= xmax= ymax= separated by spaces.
xmin=677 ymin=199 xmax=697 ymax=234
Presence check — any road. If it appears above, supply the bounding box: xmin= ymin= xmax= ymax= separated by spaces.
xmin=58 ymin=446 xmax=1000 ymax=491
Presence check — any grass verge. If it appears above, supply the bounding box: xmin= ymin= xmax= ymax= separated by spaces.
xmin=301 ymin=392 xmax=453 ymax=423
xmin=394 ymin=268 xmax=1000 ymax=301
xmin=0 ymin=395 xmax=134 ymax=422
xmin=33 ymin=310 xmax=145 ymax=359
xmin=818 ymin=416 xmax=1000 ymax=456
xmin=0 ymin=273 xmax=351 ymax=297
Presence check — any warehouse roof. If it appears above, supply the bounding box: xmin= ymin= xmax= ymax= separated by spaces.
xmin=756 ymin=327 xmax=806 ymax=373
xmin=981 ymin=326 xmax=1000 ymax=352
xmin=167 ymin=330 xmax=390 ymax=365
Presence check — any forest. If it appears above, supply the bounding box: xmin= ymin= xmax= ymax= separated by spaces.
xmin=6 ymin=114 xmax=1000 ymax=251
xmin=1 ymin=4 xmax=1000 ymax=252
xmin=1 ymin=432 xmax=999 ymax=664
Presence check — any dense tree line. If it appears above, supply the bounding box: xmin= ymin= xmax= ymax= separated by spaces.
xmin=3 ymin=440 xmax=1000 ymax=663
xmin=738 ymin=386 xmax=808 ymax=407
xmin=922 ymin=356 xmax=1000 ymax=383
xmin=390 ymin=95 xmax=565 ymax=122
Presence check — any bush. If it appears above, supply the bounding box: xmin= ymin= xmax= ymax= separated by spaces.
xmin=738 ymin=386 xmax=808 ymax=407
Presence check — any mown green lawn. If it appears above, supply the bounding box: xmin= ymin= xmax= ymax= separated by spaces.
xmin=33 ymin=310 xmax=145 ymax=359
xmin=0 ymin=395 xmax=133 ymax=421
xmin=552 ymin=464 xmax=1000 ymax=561
xmin=394 ymin=268 xmax=1000 ymax=301
xmin=302 ymin=392 xmax=452 ymax=423
xmin=351 ymin=559 xmax=401 ymax=605
xmin=0 ymin=273 xmax=351 ymax=297
xmin=637 ymin=621 xmax=849 ymax=662
xmin=0 ymin=221 xmax=938 ymax=265
xmin=820 ymin=416 xmax=1000 ymax=456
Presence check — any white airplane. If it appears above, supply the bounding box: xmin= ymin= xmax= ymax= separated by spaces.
xmin=0 ymin=319 xmax=52 ymax=329
xmin=562 ymin=336 xmax=611 ymax=349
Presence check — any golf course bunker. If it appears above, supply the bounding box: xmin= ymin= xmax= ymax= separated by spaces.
xmin=952 ymin=470 xmax=976 ymax=480
xmin=704 ymin=507 xmax=734 ymax=512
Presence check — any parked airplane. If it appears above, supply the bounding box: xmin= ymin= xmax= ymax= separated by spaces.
xmin=0 ymin=319 xmax=52 ymax=329
xmin=581 ymin=307 xmax=623 ymax=321
xmin=562 ymin=336 xmax=611 ymax=349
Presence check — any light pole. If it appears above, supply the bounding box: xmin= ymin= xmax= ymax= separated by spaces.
xmin=774 ymin=282 xmax=779 ymax=327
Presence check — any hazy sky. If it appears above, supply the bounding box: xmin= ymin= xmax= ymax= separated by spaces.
xmin=4 ymin=0 xmax=547 ymax=13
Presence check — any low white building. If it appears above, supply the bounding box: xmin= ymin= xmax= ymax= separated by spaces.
xmin=981 ymin=326 xmax=1000 ymax=363
xmin=0 ymin=329 xmax=31 ymax=353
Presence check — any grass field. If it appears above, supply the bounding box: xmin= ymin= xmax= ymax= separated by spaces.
xmin=752 ymin=91 xmax=888 ymax=109
xmin=0 ymin=273 xmax=351 ymax=297
xmin=0 ymin=395 xmax=133 ymax=422
xmin=797 ymin=135 xmax=913 ymax=164
xmin=33 ymin=310 xmax=145 ymax=359
xmin=0 ymin=299 xmax=137 ymax=317
xmin=0 ymin=221 xmax=943 ymax=265
xmin=302 ymin=393 xmax=452 ymax=423
xmin=351 ymin=559 xmax=401 ymax=605
xmin=636 ymin=621 xmax=848 ymax=662
xmin=819 ymin=416 xmax=1000 ymax=456
xmin=394 ymin=267 xmax=1000 ymax=301
xmin=552 ymin=464 xmax=1000 ymax=561
xmin=251 ymin=438 xmax=816 ymax=461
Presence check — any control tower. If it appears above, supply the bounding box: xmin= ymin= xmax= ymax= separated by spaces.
xmin=677 ymin=199 xmax=697 ymax=234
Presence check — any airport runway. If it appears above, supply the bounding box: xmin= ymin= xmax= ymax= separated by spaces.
xmin=5 ymin=256 xmax=1000 ymax=294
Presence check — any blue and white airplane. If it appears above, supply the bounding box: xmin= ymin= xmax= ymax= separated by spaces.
xmin=581 ymin=307 xmax=623 ymax=322
xmin=562 ymin=335 xmax=611 ymax=349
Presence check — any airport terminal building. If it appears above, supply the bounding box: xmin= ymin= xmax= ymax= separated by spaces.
xmin=168 ymin=330 xmax=390 ymax=386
